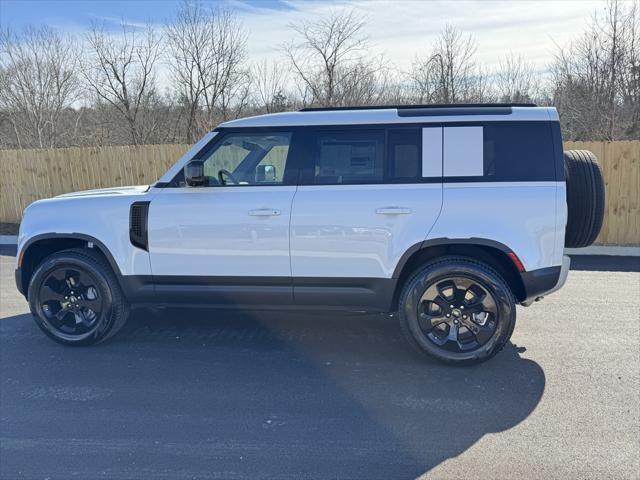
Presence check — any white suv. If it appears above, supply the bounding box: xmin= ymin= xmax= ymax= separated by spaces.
xmin=15 ymin=104 xmax=605 ymax=364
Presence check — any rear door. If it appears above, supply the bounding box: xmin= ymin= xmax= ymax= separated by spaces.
xmin=289 ymin=126 xmax=444 ymax=309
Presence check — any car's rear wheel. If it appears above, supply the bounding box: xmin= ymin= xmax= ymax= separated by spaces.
xmin=28 ymin=248 xmax=129 ymax=345
xmin=398 ymin=257 xmax=516 ymax=365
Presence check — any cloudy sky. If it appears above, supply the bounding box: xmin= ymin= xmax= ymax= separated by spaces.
xmin=1 ymin=0 xmax=608 ymax=73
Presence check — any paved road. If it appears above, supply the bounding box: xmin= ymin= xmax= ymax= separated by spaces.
xmin=1 ymin=251 xmax=639 ymax=479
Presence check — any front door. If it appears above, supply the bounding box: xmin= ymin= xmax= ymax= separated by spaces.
xmin=147 ymin=129 xmax=299 ymax=305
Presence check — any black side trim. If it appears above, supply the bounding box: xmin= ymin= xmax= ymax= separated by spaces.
xmin=294 ymin=277 xmax=395 ymax=312
xmin=521 ymin=266 xmax=561 ymax=303
xmin=130 ymin=275 xmax=294 ymax=306
xmin=120 ymin=275 xmax=396 ymax=312
xmin=129 ymin=201 xmax=150 ymax=251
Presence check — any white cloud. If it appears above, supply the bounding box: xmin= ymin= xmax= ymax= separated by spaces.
xmin=234 ymin=0 xmax=606 ymax=73
xmin=38 ymin=0 xmax=607 ymax=95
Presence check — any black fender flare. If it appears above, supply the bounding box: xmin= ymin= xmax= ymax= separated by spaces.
xmin=16 ymin=233 xmax=123 ymax=296
xmin=392 ymin=237 xmax=518 ymax=279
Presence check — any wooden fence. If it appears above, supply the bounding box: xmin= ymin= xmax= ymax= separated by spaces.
xmin=1 ymin=141 xmax=638 ymax=245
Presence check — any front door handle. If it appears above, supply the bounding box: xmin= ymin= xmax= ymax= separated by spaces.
xmin=376 ymin=207 xmax=412 ymax=215
xmin=248 ymin=208 xmax=281 ymax=217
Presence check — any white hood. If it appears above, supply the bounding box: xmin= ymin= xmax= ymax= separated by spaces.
xmin=55 ymin=185 xmax=150 ymax=198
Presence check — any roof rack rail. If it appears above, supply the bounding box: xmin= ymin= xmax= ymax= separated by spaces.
xmin=299 ymin=103 xmax=537 ymax=112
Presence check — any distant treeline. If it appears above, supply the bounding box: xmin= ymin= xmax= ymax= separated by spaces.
xmin=0 ymin=0 xmax=638 ymax=149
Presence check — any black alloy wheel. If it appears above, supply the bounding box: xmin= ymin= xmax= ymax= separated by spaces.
xmin=28 ymin=248 xmax=129 ymax=345
xmin=398 ymin=257 xmax=516 ymax=365
xmin=37 ymin=267 xmax=104 ymax=340
xmin=418 ymin=276 xmax=498 ymax=352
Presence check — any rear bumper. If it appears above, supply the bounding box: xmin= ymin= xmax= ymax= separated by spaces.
xmin=520 ymin=255 xmax=570 ymax=306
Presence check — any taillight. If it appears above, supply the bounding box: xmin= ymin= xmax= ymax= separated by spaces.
xmin=507 ymin=252 xmax=525 ymax=272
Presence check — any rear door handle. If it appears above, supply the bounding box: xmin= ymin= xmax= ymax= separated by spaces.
xmin=376 ymin=207 xmax=412 ymax=215
xmin=248 ymin=208 xmax=281 ymax=217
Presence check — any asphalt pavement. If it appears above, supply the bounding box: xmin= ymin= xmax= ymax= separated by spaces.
xmin=1 ymin=250 xmax=638 ymax=479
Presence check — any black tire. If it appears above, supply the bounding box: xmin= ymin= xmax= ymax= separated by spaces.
xmin=27 ymin=248 xmax=129 ymax=346
xmin=564 ymin=150 xmax=605 ymax=248
xmin=398 ymin=257 xmax=516 ymax=366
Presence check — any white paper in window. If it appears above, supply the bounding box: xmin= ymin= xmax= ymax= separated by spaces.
xmin=422 ymin=127 xmax=443 ymax=177
xmin=444 ymin=126 xmax=484 ymax=177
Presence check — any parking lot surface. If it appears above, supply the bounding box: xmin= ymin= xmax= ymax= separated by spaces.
xmin=1 ymin=249 xmax=639 ymax=479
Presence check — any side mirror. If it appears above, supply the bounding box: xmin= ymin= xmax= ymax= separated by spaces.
xmin=256 ymin=164 xmax=276 ymax=182
xmin=184 ymin=160 xmax=205 ymax=187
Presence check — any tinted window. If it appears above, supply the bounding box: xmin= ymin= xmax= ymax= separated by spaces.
xmin=311 ymin=130 xmax=384 ymax=184
xmin=388 ymin=129 xmax=421 ymax=180
xmin=482 ymin=122 xmax=556 ymax=180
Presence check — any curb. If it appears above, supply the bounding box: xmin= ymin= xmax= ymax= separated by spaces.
xmin=0 ymin=236 xmax=17 ymax=245
xmin=565 ymin=245 xmax=640 ymax=257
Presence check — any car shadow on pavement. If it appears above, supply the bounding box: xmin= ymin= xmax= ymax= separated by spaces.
xmin=0 ymin=308 xmax=545 ymax=479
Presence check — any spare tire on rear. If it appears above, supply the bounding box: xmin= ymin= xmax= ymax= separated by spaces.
xmin=564 ymin=150 xmax=605 ymax=248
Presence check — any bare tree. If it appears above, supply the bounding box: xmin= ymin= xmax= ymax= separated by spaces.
xmin=284 ymin=9 xmax=386 ymax=107
xmin=83 ymin=22 xmax=161 ymax=145
xmin=618 ymin=0 xmax=639 ymax=137
xmin=0 ymin=26 xmax=80 ymax=148
xmin=551 ymin=0 xmax=639 ymax=140
xmin=495 ymin=53 xmax=538 ymax=103
xmin=251 ymin=60 xmax=289 ymax=113
xmin=165 ymin=1 xmax=247 ymax=142
xmin=410 ymin=25 xmax=482 ymax=104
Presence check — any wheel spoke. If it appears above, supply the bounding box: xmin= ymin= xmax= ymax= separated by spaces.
xmin=460 ymin=316 xmax=495 ymax=345
xmin=432 ymin=295 xmax=450 ymax=311
xmin=447 ymin=323 xmax=459 ymax=343
xmin=75 ymin=271 xmax=94 ymax=290
xmin=427 ymin=331 xmax=448 ymax=346
xmin=419 ymin=313 xmax=446 ymax=332
xmin=75 ymin=311 xmax=94 ymax=328
xmin=436 ymin=280 xmax=457 ymax=302
xmin=474 ymin=324 xmax=494 ymax=345
xmin=55 ymin=307 xmax=70 ymax=322
xmin=40 ymin=285 xmax=66 ymax=303
xmin=479 ymin=294 xmax=498 ymax=315
xmin=49 ymin=269 xmax=68 ymax=284
xmin=78 ymin=297 xmax=101 ymax=312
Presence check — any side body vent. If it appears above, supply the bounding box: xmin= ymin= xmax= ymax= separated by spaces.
xmin=129 ymin=201 xmax=150 ymax=251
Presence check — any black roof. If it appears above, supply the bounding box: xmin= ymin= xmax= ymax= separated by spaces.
xmin=299 ymin=103 xmax=536 ymax=112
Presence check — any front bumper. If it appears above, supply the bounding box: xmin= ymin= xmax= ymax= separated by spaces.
xmin=520 ymin=255 xmax=571 ymax=306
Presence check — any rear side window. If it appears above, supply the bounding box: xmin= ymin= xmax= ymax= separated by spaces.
xmin=311 ymin=130 xmax=384 ymax=184
xmin=388 ymin=129 xmax=422 ymax=180
xmin=443 ymin=122 xmax=556 ymax=181
xmin=482 ymin=122 xmax=556 ymax=181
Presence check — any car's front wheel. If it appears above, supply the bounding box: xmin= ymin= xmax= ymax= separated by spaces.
xmin=28 ymin=248 xmax=129 ymax=345
xmin=398 ymin=257 xmax=516 ymax=365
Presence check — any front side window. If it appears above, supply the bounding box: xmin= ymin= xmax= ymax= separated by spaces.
xmin=195 ymin=132 xmax=292 ymax=186
xmin=311 ymin=130 xmax=384 ymax=184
